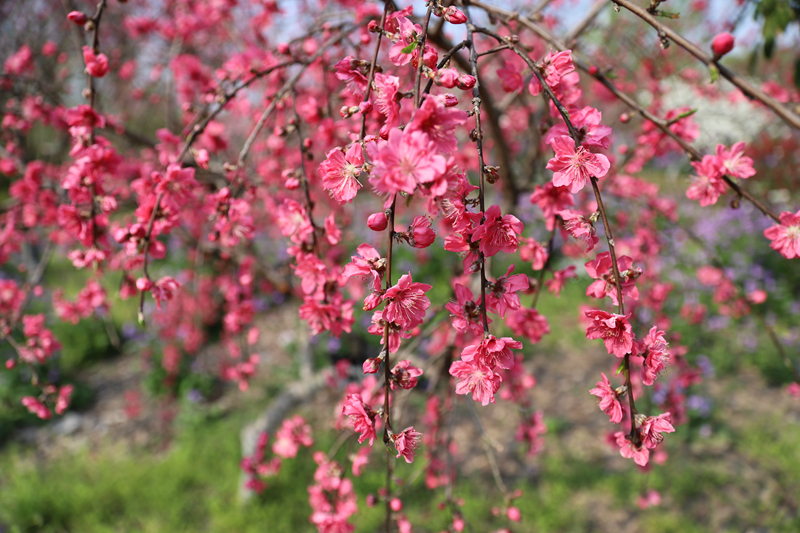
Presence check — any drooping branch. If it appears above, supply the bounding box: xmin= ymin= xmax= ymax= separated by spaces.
xmin=464 ymin=5 xmax=491 ymax=335
xmin=469 ymin=20 xmax=639 ymax=440
xmin=469 ymin=0 xmax=782 ymax=224
xmin=610 ymin=0 xmax=800 ymax=132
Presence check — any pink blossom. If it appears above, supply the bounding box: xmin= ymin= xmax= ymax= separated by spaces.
xmin=530 ymin=182 xmax=575 ymax=230
xmin=21 ymin=397 xmax=51 ymax=420
xmin=486 ymin=264 xmax=529 ymax=318
xmin=546 ymin=136 xmax=610 ymax=193
xmin=763 ymin=210 xmax=800 ymax=259
xmin=272 ymin=415 xmax=314 ymax=458
xmin=445 ymin=283 xmax=487 ymax=336
xmin=393 ymin=426 xmax=422 ymax=463
xmin=585 ymin=310 xmax=634 ymax=357
xmin=4 ymin=45 xmax=33 ymax=75
xmin=716 ymin=142 xmax=755 ymax=179
xmin=319 ymin=144 xmax=364 ymax=204
xmin=407 ymin=94 xmax=468 ymax=154
xmin=506 ymin=308 xmax=550 ymax=344
xmin=299 ymin=295 xmax=354 ymax=338
xmin=639 ymin=412 xmax=675 ymax=449
xmin=528 ymin=50 xmax=575 ymax=97
xmin=82 ymin=46 xmax=109 ymax=77
xmin=460 ymin=335 xmax=523 ymax=370
xmin=449 ymin=360 xmax=502 ymax=405
xmin=641 ymin=326 xmax=670 ymax=386
xmin=497 ymin=62 xmax=523 ymax=93
xmin=391 ymin=360 xmax=423 ymax=390
xmin=152 ymin=277 xmax=180 ymax=309
xmin=368 ymin=309 xmax=411 ymax=353
xmin=154 ymin=164 xmax=198 ymax=209
xmin=471 ymin=204 xmax=523 ymax=257
xmin=277 ymin=199 xmax=313 ymax=244
xmin=334 ymin=55 xmax=367 ymax=96
xmin=367 ymin=129 xmax=446 ymax=195
xmin=615 ymin=431 xmax=650 ymax=466
xmin=516 ymin=410 xmax=547 ymax=457
xmin=545 ymin=106 xmax=612 ymax=150
xmin=584 ymin=252 xmax=640 ymax=305
xmin=54 ymin=384 xmax=74 ymax=415
xmin=545 ymin=266 xmax=577 ymax=297
xmin=388 ymin=16 xmax=420 ymax=67
xmin=559 ymin=210 xmax=599 ymax=252
xmin=293 ymin=252 xmax=328 ymax=295
xmin=343 ymin=393 xmax=377 ymax=446
xmin=383 ymin=273 xmax=432 ymax=329
xmin=519 ymin=237 xmax=549 ymax=270
xmin=686 ymin=155 xmax=726 ymax=206
xmin=374 ymin=73 xmax=401 ymax=134
xmin=342 ymin=243 xmax=383 ymax=290
xmin=590 ymin=373 xmax=623 ymax=423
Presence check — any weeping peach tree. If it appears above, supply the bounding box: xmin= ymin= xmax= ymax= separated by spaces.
xmin=1 ymin=0 xmax=799 ymax=531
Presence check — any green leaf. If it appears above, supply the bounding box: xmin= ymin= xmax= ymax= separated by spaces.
xmin=615 ymin=360 xmax=625 ymax=376
xmin=709 ymin=64 xmax=719 ymax=84
xmin=400 ymin=41 xmax=418 ymax=54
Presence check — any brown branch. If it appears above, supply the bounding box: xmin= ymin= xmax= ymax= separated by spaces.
xmin=469 ymin=17 xmax=640 ymax=440
xmin=464 ymin=7 xmax=491 ymax=335
xmin=422 ymin=40 xmax=468 ymax=96
xmin=426 ymin=30 xmax=520 ymax=210
xmin=563 ymin=0 xmax=606 ymax=44
xmin=611 ymin=0 xmax=800 ymax=132
xmin=413 ymin=5 xmax=434 ymax=108
xmin=290 ymin=93 xmax=320 ymax=256
xmin=469 ymin=0 xmax=782 ymax=224
xmin=359 ymin=3 xmax=390 ymax=145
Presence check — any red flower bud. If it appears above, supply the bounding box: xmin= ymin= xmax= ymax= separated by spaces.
xmin=443 ymin=6 xmax=467 ymax=25
xmin=456 ymin=74 xmax=476 ymax=90
xmin=711 ymin=32 xmax=734 ymax=58
xmin=67 ymin=11 xmax=87 ymax=25
xmin=367 ymin=212 xmax=388 ymax=231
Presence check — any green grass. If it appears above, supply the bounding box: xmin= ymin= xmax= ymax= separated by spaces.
xmin=2 ymin=398 xmax=799 ymax=532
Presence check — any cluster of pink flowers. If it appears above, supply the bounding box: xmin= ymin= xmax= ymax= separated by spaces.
xmin=240 ymin=416 xmax=314 ymax=493
xmin=308 ymin=452 xmax=358 ymax=532
xmin=686 ymin=143 xmax=756 ymax=207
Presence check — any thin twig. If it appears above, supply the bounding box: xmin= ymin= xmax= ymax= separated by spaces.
xmin=611 ymin=0 xmax=800 ymax=131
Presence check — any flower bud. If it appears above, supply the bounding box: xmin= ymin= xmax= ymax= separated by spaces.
xmin=435 ymin=67 xmax=459 ymax=88
xmin=136 ymin=277 xmax=153 ymax=292
xmin=443 ymin=6 xmax=467 ymax=24
xmin=363 ymin=357 xmax=382 ymax=374
xmin=277 ymin=42 xmax=290 ymax=55
xmin=368 ymin=20 xmax=379 ymax=33
xmin=507 ymin=507 xmax=521 ymax=522
xmin=711 ymin=32 xmax=734 ymax=58
xmin=409 ymin=216 xmax=435 ymax=248
xmin=67 ymin=11 xmax=87 ymax=25
xmin=367 ymin=212 xmax=388 ymax=231
xmin=456 ymin=74 xmax=476 ymax=90
xmin=390 ymin=498 xmax=403 ymax=511
xmin=359 ymin=101 xmax=372 ymax=114
xmin=442 ymin=93 xmax=459 ymax=107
